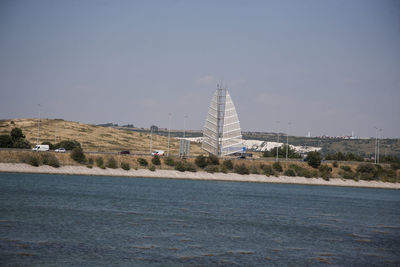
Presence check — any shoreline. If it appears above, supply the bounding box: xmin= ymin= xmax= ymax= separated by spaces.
xmin=0 ymin=163 xmax=399 ymax=190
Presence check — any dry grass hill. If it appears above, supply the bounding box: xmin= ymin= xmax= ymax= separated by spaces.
xmin=0 ymin=118 xmax=204 ymax=155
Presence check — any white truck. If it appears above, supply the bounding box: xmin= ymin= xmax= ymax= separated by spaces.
xmin=32 ymin=145 xmax=50 ymax=152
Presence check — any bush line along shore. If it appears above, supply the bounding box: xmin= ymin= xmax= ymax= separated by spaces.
xmin=0 ymin=150 xmax=399 ymax=189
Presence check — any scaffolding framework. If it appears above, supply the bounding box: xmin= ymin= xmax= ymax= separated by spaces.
xmin=202 ymin=85 xmax=243 ymax=156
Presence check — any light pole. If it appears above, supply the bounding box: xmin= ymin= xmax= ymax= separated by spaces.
xmin=149 ymin=126 xmax=153 ymax=154
xmin=276 ymin=121 xmax=280 ymax=162
xmin=183 ymin=115 xmax=188 ymax=139
xmin=374 ymin=127 xmax=378 ymax=164
xmin=54 ymin=121 xmax=57 ymax=144
xmin=377 ymin=129 xmax=382 ymax=164
xmin=286 ymin=122 xmax=291 ymax=162
xmin=37 ymin=104 xmax=41 ymax=145
xmin=167 ymin=113 xmax=172 ymax=156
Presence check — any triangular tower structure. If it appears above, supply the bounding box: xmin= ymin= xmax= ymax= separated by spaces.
xmin=202 ymin=84 xmax=243 ymax=156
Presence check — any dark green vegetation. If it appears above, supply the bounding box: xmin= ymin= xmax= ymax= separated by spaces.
xmin=262 ymin=145 xmax=301 ymax=159
xmin=306 ymin=151 xmax=322 ymax=168
xmin=0 ymin=128 xmax=31 ymax=148
xmin=71 ymin=147 xmax=86 ymax=163
xmin=21 ymin=153 xmax=60 ymax=168
xmin=151 ymin=155 xmax=161 ymax=166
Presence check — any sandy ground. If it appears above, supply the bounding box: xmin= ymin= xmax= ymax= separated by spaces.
xmin=0 ymin=163 xmax=399 ymax=189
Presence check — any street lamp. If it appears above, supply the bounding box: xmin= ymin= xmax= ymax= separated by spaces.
xmin=149 ymin=126 xmax=153 ymax=154
xmin=37 ymin=104 xmax=41 ymax=145
xmin=286 ymin=122 xmax=291 ymax=162
xmin=183 ymin=115 xmax=188 ymax=139
xmin=377 ymin=129 xmax=382 ymax=164
xmin=374 ymin=126 xmax=378 ymax=164
xmin=276 ymin=121 xmax=280 ymax=162
xmin=167 ymin=113 xmax=172 ymax=156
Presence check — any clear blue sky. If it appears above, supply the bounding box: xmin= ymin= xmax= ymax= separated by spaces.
xmin=1 ymin=0 xmax=399 ymax=137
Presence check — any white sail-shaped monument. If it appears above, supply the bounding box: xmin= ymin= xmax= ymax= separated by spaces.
xmin=202 ymin=85 xmax=243 ymax=156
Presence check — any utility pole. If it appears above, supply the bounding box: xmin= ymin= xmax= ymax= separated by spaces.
xmin=183 ymin=115 xmax=188 ymax=139
xmin=276 ymin=121 xmax=280 ymax=162
xmin=374 ymin=127 xmax=378 ymax=164
xmin=54 ymin=121 xmax=57 ymax=144
xmin=150 ymin=126 xmax=153 ymax=154
xmin=286 ymin=122 xmax=291 ymax=162
xmin=37 ymin=104 xmax=41 ymax=145
xmin=167 ymin=113 xmax=172 ymax=156
xmin=377 ymin=129 xmax=382 ymax=164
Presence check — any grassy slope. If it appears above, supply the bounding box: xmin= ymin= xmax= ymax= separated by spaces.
xmin=0 ymin=118 xmax=204 ymax=155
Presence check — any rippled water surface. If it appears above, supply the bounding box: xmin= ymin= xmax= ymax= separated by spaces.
xmin=1 ymin=173 xmax=399 ymax=266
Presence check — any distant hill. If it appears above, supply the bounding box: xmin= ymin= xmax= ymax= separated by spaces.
xmin=0 ymin=118 xmax=204 ymax=155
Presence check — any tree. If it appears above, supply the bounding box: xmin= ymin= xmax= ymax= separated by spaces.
xmin=54 ymin=140 xmax=81 ymax=150
xmin=306 ymin=151 xmax=322 ymax=168
xmin=0 ymin=134 xmax=13 ymax=148
xmin=13 ymin=138 xmax=31 ymax=149
xmin=10 ymin=128 xmax=25 ymax=141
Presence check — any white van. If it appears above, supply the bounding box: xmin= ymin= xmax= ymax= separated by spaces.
xmin=32 ymin=145 xmax=50 ymax=152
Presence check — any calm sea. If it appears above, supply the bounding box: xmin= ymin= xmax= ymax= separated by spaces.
xmin=1 ymin=173 xmax=399 ymax=266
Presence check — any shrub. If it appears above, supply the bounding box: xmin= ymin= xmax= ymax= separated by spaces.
xmin=174 ymin=161 xmax=186 ymax=172
xmin=149 ymin=165 xmax=156 ymax=171
xmin=319 ymin=165 xmax=332 ymax=180
xmin=250 ymin=165 xmax=259 ymax=174
xmin=22 ymin=154 xmax=40 ymax=167
xmin=71 ymin=147 xmax=86 ymax=163
xmin=96 ymin=157 xmax=104 ymax=168
xmin=306 ymin=151 xmax=322 ymax=168
xmin=88 ymin=158 xmax=94 ymax=165
xmin=234 ymin=163 xmax=249 ymax=175
xmin=339 ymin=170 xmax=356 ymax=180
xmin=152 ymin=155 xmax=161 ymax=166
xmin=40 ymin=153 xmax=60 ymax=168
xmin=185 ymin=162 xmax=197 ymax=172
xmin=106 ymin=157 xmax=118 ymax=169
xmin=164 ymin=157 xmax=175 ymax=166
xmin=208 ymin=154 xmax=219 ymax=165
xmin=332 ymin=161 xmax=338 ymax=168
xmin=260 ymin=164 xmax=274 ymax=176
xmin=121 ymin=162 xmax=130 ymax=171
xmin=137 ymin=158 xmax=148 ymax=167
xmin=356 ymin=163 xmax=376 ymax=181
xmin=204 ymin=165 xmax=219 ymax=173
xmin=341 ymin=165 xmax=352 ymax=172
xmin=220 ymin=165 xmax=228 ymax=173
xmin=272 ymin=162 xmax=283 ymax=172
xmin=87 ymin=165 xmax=93 ymax=168
xmin=222 ymin=159 xmax=234 ymax=170
xmin=195 ymin=155 xmax=208 ymax=168
xmin=288 ymin=164 xmax=312 ymax=178
xmin=284 ymin=169 xmax=296 ymax=177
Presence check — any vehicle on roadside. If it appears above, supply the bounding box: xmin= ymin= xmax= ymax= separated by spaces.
xmin=151 ymin=150 xmax=165 ymax=156
xmin=118 ymin=150 xmax=130 ymax=155
xmin=55 ymin=148 xmax=66 ymax=153
xmin=32 ymin=145 xmax=50 ymax=152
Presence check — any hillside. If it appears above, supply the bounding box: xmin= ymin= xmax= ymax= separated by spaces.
xmin=0 ymin=118 xmax=204 ymax=155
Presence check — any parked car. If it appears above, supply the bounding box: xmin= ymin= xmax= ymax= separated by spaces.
xmin=32 ymin=145 xmax=50 ymax=152
xmin=151 ymin=150 xmax=165 ymax=156
xmin=118 ymin=150 xmax=130 ymax=155
xmin=55 ymin=148 xmax=66 ymax=153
